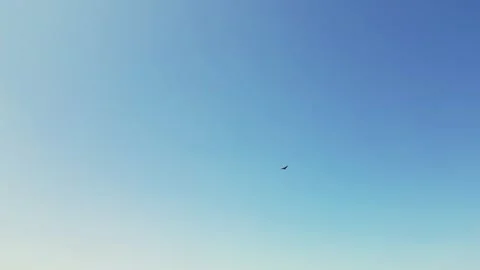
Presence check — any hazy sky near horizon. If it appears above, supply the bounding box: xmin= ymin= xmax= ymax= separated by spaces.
xmin=2 ymin=0 xmax=480 ymax=269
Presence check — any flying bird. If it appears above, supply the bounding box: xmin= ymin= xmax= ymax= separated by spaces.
xmin=281 ymin=165 xmax=288 ymax=170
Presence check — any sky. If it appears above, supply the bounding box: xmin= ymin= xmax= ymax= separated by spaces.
xmin=1 ymin=0 xmax=480 ymax=269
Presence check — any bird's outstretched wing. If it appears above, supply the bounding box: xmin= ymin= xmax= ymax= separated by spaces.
xmin=281 ymin=165 xmax=288 ymax=170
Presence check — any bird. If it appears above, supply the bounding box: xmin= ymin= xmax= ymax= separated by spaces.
xmin=281 ymin=165 xmax=288 ymax=170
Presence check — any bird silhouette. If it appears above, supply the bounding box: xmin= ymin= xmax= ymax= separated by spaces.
xmin=281 ymin=165 xmax=288 ymax=170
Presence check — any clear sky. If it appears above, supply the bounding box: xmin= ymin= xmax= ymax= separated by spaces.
xmin=1 ymin=0 xmax=480 ymax=269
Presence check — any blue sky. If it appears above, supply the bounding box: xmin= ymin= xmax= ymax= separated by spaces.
xmin=1 ymin=0 xmax=480 ymax=269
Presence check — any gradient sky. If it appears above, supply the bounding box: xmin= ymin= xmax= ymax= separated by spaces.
xmin=2 ymin=0 xmax=480 ymax=269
